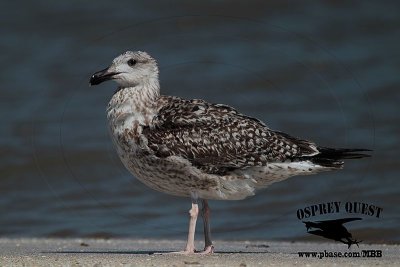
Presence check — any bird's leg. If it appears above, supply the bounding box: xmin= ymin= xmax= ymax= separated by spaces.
xmin=200 ymin=199 xmax=214 ymax=254
xmin=164 ymin=196 xmax=200 ymax=254
xmin=183 ymin=198 xmax=199 ymax=253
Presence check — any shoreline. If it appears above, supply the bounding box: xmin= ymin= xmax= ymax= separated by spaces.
xmin=1 ymin=238 xmax=399 ymax=266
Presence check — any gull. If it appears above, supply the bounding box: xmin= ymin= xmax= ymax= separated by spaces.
xmin=89 ymin=51 xmax=370 ymax=254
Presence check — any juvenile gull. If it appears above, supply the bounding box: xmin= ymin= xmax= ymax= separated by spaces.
xmin=89 ymin=51 xmax=370 ymax=254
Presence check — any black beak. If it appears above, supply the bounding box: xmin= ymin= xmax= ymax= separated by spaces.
xmin=89 ymin=67 xmax=119 ymax=86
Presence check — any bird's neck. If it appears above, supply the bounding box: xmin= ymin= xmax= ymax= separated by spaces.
xmin=107 ymin=78 xmax=160 ymax=135
xmin=124 ymin=76 xmax=161 ymax=107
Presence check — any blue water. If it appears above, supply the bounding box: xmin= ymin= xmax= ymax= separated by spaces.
xmin=1 ymin=1 xmax=399 ymax=243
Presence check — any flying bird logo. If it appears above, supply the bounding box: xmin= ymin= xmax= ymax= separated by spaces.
xmin=303 ymin=218 xmax=362 ymax=248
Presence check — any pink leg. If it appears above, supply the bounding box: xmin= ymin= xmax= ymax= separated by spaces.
xmin=167 ymin=197 xmax=199 ymax=254
xmin=184 ymin=201 xmax=199 ymax=253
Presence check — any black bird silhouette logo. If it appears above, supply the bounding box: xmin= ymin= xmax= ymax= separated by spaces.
xmin=303 ymin=218 xmax=362 ymax=248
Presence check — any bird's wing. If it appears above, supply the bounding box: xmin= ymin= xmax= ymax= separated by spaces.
xmin=315 ymin=218 xmax=362 ymax=225
xmin=143 ymin=96 xmax=319 ymax=175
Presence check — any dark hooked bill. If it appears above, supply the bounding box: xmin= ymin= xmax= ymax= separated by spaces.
xmin=89 ymin=67 xmax=120 ymax=86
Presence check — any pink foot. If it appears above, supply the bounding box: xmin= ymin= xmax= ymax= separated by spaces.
xmin=169 ymin=250 xmax=195 ymax=255
xmin=161 ymin=245 xmax=214 ymax=255
xmin=162 ymin=246 xmax=196 ymax=255
xmin=198 ymin=245 xmax=214 ymax=254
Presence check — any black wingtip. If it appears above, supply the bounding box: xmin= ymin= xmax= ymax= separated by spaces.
xmin=310 ymin=147 xmax=372 ymax=168
xmin=318 ymin=147 xmax=372 ymax=159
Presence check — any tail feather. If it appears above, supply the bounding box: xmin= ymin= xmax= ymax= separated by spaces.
xmin=309 ymin=147 xmax=371 ymax=168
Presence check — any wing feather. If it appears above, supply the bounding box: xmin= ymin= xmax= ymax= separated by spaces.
xmin=143 ymin=96 xmax=319 ymax=175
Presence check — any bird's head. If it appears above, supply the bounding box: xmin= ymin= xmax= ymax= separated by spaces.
xmin=89 ymin=51 xmax=158 ymax=88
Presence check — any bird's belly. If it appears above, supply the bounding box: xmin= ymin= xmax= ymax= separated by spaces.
xmin=120 ymin=152 xmax=221 ymax=198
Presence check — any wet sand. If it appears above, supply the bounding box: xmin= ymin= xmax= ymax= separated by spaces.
xmin=0 ymin=238 xmax=398 ymax=266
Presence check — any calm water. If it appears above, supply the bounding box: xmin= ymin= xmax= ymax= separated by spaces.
xmin=1 ymin=1 xmax=399 ymax=243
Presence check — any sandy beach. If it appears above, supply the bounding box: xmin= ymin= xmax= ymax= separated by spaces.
xmin=0 ymin=238 xmax=398 ymax=266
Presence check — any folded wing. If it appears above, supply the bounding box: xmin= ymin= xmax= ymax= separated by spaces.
xmin=143 ymin=96 xmax=320 ymax=175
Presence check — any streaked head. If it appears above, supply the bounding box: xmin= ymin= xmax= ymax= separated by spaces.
xmin=89 ymin=51 xmax=158 ymax=88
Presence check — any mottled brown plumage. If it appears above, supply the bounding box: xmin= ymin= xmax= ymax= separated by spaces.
xmin=144 ymin=96 xmax=319 ymax=175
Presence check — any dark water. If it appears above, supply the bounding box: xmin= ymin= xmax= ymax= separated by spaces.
xmin=1 ymin=1 xmax=399 ymax=243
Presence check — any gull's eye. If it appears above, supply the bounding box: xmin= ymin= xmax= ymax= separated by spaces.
xmin=127 ymin=59 xmax=137 ymax=67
